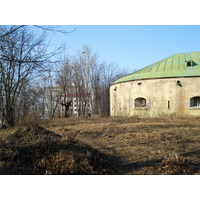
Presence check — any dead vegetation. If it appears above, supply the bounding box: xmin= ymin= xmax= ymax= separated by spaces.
xmin=0 ymin=125 xmax=121 ymax=175
xmin=0 ymin=116 xmax=200 ymax=175
xmin=157 ymin=153 xmax=194 ymax=175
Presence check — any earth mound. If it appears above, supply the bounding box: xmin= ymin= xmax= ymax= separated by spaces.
xmin=0 ymin=125 xmax=121 ymax=175
xmin=8 ymin=124 xmax=61 ymax=144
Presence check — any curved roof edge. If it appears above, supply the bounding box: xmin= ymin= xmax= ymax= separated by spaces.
xmin=112 ymin=51 xmax=200 ymax=85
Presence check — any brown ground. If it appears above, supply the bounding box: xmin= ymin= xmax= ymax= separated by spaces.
xmin=0 ymin=116 xmax=200 ymax=175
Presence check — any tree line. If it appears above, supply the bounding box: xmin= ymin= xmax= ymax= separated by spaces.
xmin=0 ymin=25 xmax=127 ymax=127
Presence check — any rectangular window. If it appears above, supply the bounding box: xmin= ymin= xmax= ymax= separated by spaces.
xmin=168 ymin=101 xmax=170 ymax=109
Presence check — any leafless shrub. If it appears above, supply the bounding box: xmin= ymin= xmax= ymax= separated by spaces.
xmin=159 ymin=153 xmax=194 ymax=175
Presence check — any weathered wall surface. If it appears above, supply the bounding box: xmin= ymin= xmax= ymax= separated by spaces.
xmin=110 ymin=77 xmax=200 ymax=117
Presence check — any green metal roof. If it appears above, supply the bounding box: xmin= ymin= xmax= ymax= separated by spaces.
xmin=112 ymin=51 xmax=200 ymax=85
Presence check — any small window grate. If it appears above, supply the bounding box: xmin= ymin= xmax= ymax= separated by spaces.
xmin=185 ymin=60 xmax=193 ymax=67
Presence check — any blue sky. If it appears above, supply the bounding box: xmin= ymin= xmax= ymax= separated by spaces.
xmin=46 ymin=25 xmax=200 ymax=73
xmin=2 ymin=0 xmax=200 ymax=75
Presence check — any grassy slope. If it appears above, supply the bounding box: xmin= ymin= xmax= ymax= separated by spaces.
xmin=1 ymin=116 xmax=200 ymax=174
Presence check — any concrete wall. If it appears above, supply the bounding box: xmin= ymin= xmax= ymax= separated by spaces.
xmin=110 ymin=77 xmax=200 ymax=117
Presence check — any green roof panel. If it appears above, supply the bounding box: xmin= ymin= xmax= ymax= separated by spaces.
xmin=112 ymin=51 xmax=200 ymax=85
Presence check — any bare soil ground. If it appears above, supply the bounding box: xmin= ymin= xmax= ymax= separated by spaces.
xmin=0 ymin=116 xmax=200 ymax=175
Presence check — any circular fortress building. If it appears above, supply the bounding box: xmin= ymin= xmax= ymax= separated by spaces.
xmin=110 ymin=51 xmax=200 ymax=117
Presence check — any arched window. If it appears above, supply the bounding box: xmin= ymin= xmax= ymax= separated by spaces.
xmin=135 ymin=97 xmax=146 ymax=108
xmin=190 ymin=96 xmax=200 ymax=107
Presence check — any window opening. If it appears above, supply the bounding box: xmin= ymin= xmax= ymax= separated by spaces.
xmin=168 ymin=101 xmax=170 ymax=109
xmin=190 ymin=96 xmax=200 ymax=107
xmin=135 ymin=97 xmax=146 ymax=108
xmin=185 ymin=60 xmax=193 ymax=67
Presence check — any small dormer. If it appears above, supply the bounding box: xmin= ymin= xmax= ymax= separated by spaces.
xmin=185 ymin=60 xmax=193 ymax=67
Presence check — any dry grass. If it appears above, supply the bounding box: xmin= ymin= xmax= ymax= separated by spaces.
xmin=0 ymin=125 xmax=120 ymax=175
xmin=0 ymin=116 xmax=200 ymax=174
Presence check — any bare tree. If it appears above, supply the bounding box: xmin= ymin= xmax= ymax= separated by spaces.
xmin=0 ymin=26 xmax=64 ymax=127
xmin=70 ymin=58 xmax=85 ymax=116
xmin=13 ymin=83 xmax=45 ymax=124
xmin=72 ymin=45 xmax=99 ymax=117
xmin=42 ymin=69 xmax=61 ymax=119
xmin=0 ymin=25 xmax=75 ymax=39
xmin=40 ymin=45 xmax=128 ymax=120
xmin=55 ymin=58 xmax=75 ymax=117
xmin=64 ymin=46 xmax=127 ymax=117
xmin=0 ymin=25 xmax=25 ymax=39
xmin=91 ymin=61 xmax=126 ymax=116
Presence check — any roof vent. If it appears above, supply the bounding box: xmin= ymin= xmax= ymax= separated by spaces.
xmin=185 ymin=60 xmax=193 ymax=67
